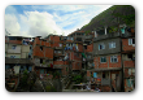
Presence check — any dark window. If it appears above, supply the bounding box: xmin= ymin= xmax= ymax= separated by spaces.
xmin=40 ymin=46 xmax=43 ymax=51
xmin=102 ymin=73 xmax=105 ymax=78
xmin=128 ymin=54 xmax=133 ymax=59
xmin=84 ymin=45 xmax=87 ymax=49
xmin=28 ymin=55 xmax=31 ymax=58
xmin=9 ymin=37 xmax=16 ymax=40
xmin=12 ymin=45 xmax=16 ymax=49
xmin=100 ymin=57 xmax=106 ymax=63
xmin=132 ymin=39 xmax=135 ymax=44
xmin=110 ymin=56 xmax=118 ymax=63
xmin=40 ymin=59 xmax=43 ymax=63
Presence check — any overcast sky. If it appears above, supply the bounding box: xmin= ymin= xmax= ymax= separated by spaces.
xmin=5 ymin=5 xmax=112 ymax=37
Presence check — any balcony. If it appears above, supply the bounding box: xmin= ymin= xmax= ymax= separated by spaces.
xmin=5 ymin=58 xmax=33 ymax=65
xmin=93 ymin=32 xmax=121 ymax=42
xmin=84 ymin=35 xmax=93 ymax=40
xmin=101 ymin=79 xmax=110 ymax=85
xmin=54 ymin=53 xmax=65 ymax=57
xmin=86 ymin=57 xmax=93 ymax=61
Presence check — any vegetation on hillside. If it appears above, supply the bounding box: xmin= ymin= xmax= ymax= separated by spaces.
xmin=81 ymin=5 xmax=135 ymax=31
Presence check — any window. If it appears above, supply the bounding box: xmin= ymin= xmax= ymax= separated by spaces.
xmin=100 ymin=57 xmax=106 ymax=63
xmin=98 ymin=44 xmax=105 ymax=50
xmin=54 ymin=50 xmax=57 ymax=53
xmin=109 ymin=42 xmax=116 ymax=49
xmin=127 ymin=54 xmax=135 ymax=60
xmin=28 ymin=55 xmax=31 ymax=58
xmin=128 ymin=38 xmax=135 ymax=45
xmin=10 ymin=56 xmax=16 ymax=58
xmin=74 ymin=53 xmax=79 ymax=57
xmin=102 ymin=73 xmax=105 ymax=78
xmin=40 ymin=59 xmax=43 ymax=63
xmin=84 ymin=45 xmax=87 ymax=49
xmin=12 ymin=45 xmax=16 ymax=49
xmin=71 ymin=37 xmax=74 ymax=40
xmin=59 ymin=43 xmax=62 ymax=47
xmin=40 ymin=46 xmax=43 ymax=51
xmin=110 ymin=56 xmax=118 ymax=63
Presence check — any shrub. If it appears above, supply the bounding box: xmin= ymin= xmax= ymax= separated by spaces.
xmin=45 ymin=86 xmax=57 ymax=92
xmin=73 ymin=75 xmax=83 ymax=84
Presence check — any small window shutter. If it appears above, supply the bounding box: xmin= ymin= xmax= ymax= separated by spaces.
xmin=114 ymin=43 xmax=116 ymax=48
xmin=105 ymin=57 xmax=106 ymax=62
xmin=128 ymin=39 xmax=132 ymax=45
xmin=98 ymin=45 xmax=100 ymax=50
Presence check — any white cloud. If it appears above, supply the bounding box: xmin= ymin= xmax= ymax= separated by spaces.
xmin=5 ymin=14 xmax=21 ymax=36
xmin=23 ymin=11 xmax=64 ymax=37
xmin=5 ymin=11 xmax=64 ymax=37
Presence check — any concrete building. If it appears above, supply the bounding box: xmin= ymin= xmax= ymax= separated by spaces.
xmin=5 ymin=36 xmax=33 ymax=75
xmin=5 ymin=26 xmax=135 ymax=92
xmin=86 ymin=25 xmax=135 ymax=92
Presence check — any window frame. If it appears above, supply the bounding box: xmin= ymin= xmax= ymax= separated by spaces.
xmin=98 ymin=43 xmax=105 ymax=50
xmin=109 ymin=42 xmax=116 ymax=49
xmin=100 ymin=57 xmax=107 ymax=63
xmin=128 ymin=38 xmax=135 ymax=45
xmin=110 ymin=56 xmax=118 ymax=63
xmin=12 ymin=45 xmax=16 ymax=49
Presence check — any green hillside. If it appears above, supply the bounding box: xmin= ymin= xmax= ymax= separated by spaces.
xmin=81 ymin=5 xmax=135 ymax=31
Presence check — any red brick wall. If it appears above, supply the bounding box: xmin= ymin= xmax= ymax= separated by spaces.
xmin=124 ymin=61 xmax=135 ymax=68
xmin=122 ymin=39 xmax=135 ymax=51
xmin=62 ymin=66 xmax=69 ymax=75
xmin=35 ymin=37 xmax=40 ymax=45
xmin=41 ymin=40 xmax=45 ymax=46
xmin=87 ymin=71 xmax=91 ymax=77
xmin=52 ymin=42 xmax=60 ymax=47
xmin=45 ymin=42 xmax=51 ymax=47
xmin=53 ymin=61 xmax=69 ymax=65
xmin=101 ymin=86 xmax=111 ymax=92
xmin=94 ymin=55 xmax=122 ymax=69
xmin=45 ymin=48 xmax=53 ymax=58
xmin=72 ymin=62 xmax=82 ymax=70
xmin=53 ymin=36 xmax=60 ymax=42
xmin=33 ymin=46 xmax=45 ymax=57
xmin=124 ymin=68 xmax=129 ymax=77
xmin=78 ymin=44 xmax=83 ymax=52
xmin=94 ymin=57 xmax=108 ymax=68
xmin=73 ymin=53 xmax=82 ymax=61
xmin=8 ymin=40 xmax=22 ymax=44
xmin=70 ymin=52 xmax=74 ymax=60
xmin=109 ymin=55 xmax=122 ymax=68
xmin=85 ymin=44 xmax=93 ymax=52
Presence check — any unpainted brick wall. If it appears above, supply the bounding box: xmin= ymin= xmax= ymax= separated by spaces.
xmin=94 ymin=55 xmax=122 ymax=68
xmin=122 ymin=39 xmax=135 ymax=51
xmin=85 ymin=44 xmax=93 ymax=52
xmin=72 ymin=62 xmax=82 ymax=70
xmin=123 ymin=61 xmax=135 ymax=67
xmin=78 ymin=44 xmax=83 ymax=52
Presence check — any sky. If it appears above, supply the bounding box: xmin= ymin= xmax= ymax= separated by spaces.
xmin=5 ymin=5 xmax=112 ymax=37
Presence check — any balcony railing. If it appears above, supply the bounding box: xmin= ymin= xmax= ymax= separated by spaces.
xmin=84 ymin=35 xmax=93 ymax=40
xmin=101 ymin=78 xmax=110 ymax=85
xmin=5 ymin=58 xmax=33 ymax=65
